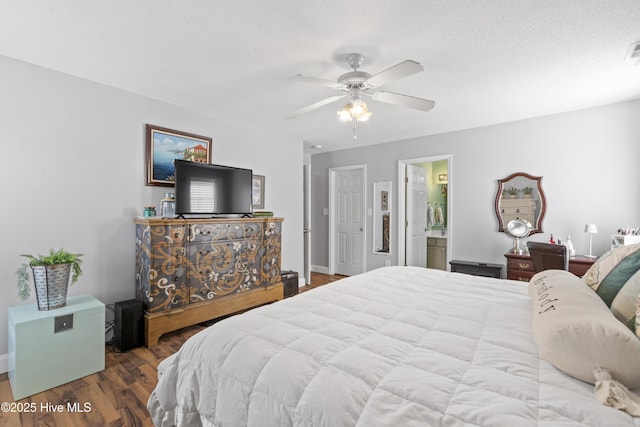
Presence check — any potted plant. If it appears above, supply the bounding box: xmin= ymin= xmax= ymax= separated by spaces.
xmin=506 ymin=187 xmax=519 ymax=198
xmin=16 ymin=248 xmax=83 ymax=310
xmin=522 ymin=186 xmax=534 ymax=198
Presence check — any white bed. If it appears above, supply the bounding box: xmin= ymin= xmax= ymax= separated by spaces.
xmin=147 ymin=266 xmax=640 ymax=426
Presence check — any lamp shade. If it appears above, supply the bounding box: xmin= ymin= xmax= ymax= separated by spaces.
xmin=584 ymin=224 xmax=598 ymax=234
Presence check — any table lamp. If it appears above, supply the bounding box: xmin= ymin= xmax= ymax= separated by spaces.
xmin=584 ymin=223 xmax=598 ymax=258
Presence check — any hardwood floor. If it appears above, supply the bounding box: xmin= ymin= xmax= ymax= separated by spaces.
xmin=301 ymin=272 xmax=347 ymax=292
xmin=0 ymin=272 xmax=344 ymax=427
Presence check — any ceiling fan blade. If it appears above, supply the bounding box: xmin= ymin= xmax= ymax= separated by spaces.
xmin=366 ymin=60 xmax=424 ymax=87
xmin=288 ymin=74 xmax=343 ymax=90
xmin=286 ymin=94 xmax=347 ymax=119
xmin=372 ymin=91 xmax=435 ymax=112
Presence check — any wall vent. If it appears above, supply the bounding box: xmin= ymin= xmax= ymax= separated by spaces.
xmin=625 ymin=42 xmax=640 ymax=64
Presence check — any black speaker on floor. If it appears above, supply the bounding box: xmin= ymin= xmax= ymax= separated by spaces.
xmin=281 ymin=270 xmax=299 ymax=298
xmin=114 ymin=299 xmax=144 ymax=351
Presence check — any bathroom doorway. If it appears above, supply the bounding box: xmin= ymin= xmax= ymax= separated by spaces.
xmin=398 ymin=155 xmax=452 ymax=269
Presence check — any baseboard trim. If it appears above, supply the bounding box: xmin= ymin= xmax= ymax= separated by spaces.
xmin=311 ymin=265 xmax=329 ymax=275
xmin=0 ymin=353 xmax=8 ymax=374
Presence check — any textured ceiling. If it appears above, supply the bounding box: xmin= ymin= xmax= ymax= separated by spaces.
xmin=1 ymin=1 xmax=639 ymax=153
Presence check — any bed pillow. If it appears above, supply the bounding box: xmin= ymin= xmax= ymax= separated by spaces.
xmin=529 ymin=270 xmax=640 ymax=389
xmin=582 ymin=244 xmax=640 ymax=293
xmin=637 ymin=295 xmax=640 ymax=337
xmin=610 ymin=270 xmax=640 ymax=332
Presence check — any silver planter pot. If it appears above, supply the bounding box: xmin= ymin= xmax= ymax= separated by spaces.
xmin=31 ymin=263 xmax=71 ymax=310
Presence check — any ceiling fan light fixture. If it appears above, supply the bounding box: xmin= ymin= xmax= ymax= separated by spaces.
xmin=359 ymin=110 xmax=372 ymax=122
xmin=338 ymin=100 xmax=371 ymax=123
xmin=351 ymin=101 xmax=365 ymax=115
xmin=337 ymin=105 xmax=354 ymax=122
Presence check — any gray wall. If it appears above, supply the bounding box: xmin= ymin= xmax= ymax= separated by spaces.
xmin=311 ymin=100 xmax=640 ymax=271
xmin=0 ymin=56 xmax=304 ymax=370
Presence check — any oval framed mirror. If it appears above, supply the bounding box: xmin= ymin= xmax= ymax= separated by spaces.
xmin=495 ymin=172 xmax=546 ymax=235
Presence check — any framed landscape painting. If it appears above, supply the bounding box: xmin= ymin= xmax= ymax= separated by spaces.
xmin=146 ymin=124 xmax=212 ymax=186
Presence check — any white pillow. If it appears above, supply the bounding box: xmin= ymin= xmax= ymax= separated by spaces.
xmin=529 ymin=270 xmax=640 ymax=389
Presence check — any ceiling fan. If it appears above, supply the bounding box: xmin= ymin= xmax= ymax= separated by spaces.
xmin=286 ymin=53 xmax=435 ymax=137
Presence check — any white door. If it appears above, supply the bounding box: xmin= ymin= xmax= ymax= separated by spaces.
xmin=334 ymin=168 xmax=365 ymax=276
xmin=406 ymin=164 xmax=427 ymax=267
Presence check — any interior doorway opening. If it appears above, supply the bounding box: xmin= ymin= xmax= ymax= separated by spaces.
xmin=397 ymin=155 xmax=452 ymax=269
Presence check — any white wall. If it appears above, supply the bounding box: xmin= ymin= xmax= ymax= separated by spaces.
xmin=311 ymin=100 xmax=640 ymax=271
xmin=0 ymin=56 xmax=304 ymax=372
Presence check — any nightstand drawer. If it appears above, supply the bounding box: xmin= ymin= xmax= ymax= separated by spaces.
xmin=507 ymin=257 xmax=534 ymax=272
xmin=507 ymin=270 xmax=535 ymax=282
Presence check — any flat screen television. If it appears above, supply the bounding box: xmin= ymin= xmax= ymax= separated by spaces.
xmin=174 ymin=160 xmax=253 ymax=216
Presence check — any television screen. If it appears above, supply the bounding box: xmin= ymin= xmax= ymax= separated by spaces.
xmin=174 ymin=160 xmax=253 ymax=216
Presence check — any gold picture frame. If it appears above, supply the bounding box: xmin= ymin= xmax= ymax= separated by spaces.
xmin=145 ymin=124 xmax=212 ymax=187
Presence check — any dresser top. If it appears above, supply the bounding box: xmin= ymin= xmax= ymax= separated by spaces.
xmin=134 ymin=216 xmax=284 ymax=225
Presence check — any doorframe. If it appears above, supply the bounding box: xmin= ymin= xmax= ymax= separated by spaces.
xmin=328 ymin=164 xmax=367 ymax=275
xmin=303 ymin=164 xmax=311 ymax=285
xmin=397 ymin=155 xmax=452 ymax=267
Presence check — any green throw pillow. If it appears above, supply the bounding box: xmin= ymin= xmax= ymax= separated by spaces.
xmin=583 ymin=244 xmax=640 ymax=292
xmin=596 ymin=251 xmax=640 ymax=307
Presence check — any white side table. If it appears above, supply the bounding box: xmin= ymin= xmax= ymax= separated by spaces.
xmin=8 ymin=294 xmax=105 ymax=400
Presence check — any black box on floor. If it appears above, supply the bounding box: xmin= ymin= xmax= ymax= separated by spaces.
xmin=114 ymin=299 xmax=144 ymax=351
xmin=281 ymin=270 xmax=299 ymax=298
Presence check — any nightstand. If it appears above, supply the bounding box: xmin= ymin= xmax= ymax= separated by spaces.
xmin=8 ymin=294 xmax=105 ymax=400
xmin=504 ymin=253 xmax=595 ymax=282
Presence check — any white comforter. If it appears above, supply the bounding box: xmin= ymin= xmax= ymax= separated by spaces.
xmin=148 ymin=266 xmax=639 ymax=426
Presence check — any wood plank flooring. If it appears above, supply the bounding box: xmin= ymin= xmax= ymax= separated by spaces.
xmin=0 ymin=272 xmax=344 ymax=427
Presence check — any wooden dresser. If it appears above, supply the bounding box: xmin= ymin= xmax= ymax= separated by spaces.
xmin=504 ymin=252 xmax=595 ymax=282
xmin=134 ymin=217 xmax=284 ymax=346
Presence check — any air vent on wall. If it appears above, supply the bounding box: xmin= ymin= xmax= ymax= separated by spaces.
xmin=625 ymin=42 xmax=640 ymax=64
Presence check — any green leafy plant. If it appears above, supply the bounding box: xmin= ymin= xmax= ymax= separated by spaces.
xmin=506 ymin=187 xmax=519 ymax=196
xmin=522 ymin=186 xmax=533 ymax=195
xmin=16 ymin=248 xmax=83 ymax=300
